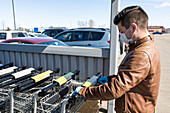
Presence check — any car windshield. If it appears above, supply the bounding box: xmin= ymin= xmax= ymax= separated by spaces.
xmin=34 ymin=34 xmax=48 ymax=37
xmin=37 ymin=41 xmax=67 ymax=46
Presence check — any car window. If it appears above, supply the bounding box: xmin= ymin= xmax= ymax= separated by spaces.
xmin=12 ymin=33 xmax=18 ymax=38
xmin=0 ymin=33 xmax=7 ymax=39
xmin=56 ymin=29 xmax=64 ymax=33
xmin=12 ymin=33 xmax=27 ymax=38
xmin=49 ymin=30 xmax=57 ymax=37
xmin=43 ymin=31 xmax=48 ymax=36
xmin=42 ymin=29 xmax=64 ymax=37
xmin=73 ymin=31 xmax=89 ymax=41
xmin=18 ymin=33 xmax=26 ymax=37
xmin=55 ymin=32 xmax=73 ymax=41
xmin=89 ymin=32 xmax=104 ymax=40
xmin=38 ymin=41 xmax=67 ymax=46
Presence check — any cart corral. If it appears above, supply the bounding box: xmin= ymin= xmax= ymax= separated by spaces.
xmin=0 ymin=43 xmax=117 ymax=112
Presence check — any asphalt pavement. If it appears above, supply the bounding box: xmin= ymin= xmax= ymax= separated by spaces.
xmin=154 ymin=34 xmax=170 ymax=113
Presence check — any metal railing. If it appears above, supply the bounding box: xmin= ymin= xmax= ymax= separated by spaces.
xmin=0 ymin=43 xmax=110 ymax=81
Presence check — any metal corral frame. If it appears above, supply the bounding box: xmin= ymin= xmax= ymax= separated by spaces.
xmin=0 ymin=43 xmax=110 ymax=81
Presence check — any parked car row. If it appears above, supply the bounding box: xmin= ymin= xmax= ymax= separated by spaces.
xmin=0 ymin=28 xmax=124 ymax=55
xmin=0 ymin=28 xmax=110 ymax=48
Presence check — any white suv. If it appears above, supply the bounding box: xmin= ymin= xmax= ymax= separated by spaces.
xmin=0 ymin=31 xmax=28 ymax=42
xmin=54 ymin=28 xmax=110 ymax=48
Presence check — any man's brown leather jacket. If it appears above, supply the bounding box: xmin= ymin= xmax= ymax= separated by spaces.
xmin=79 ymin=35 xmax=161 ymax=113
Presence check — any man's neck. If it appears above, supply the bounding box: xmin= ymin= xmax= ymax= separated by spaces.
xmin=134 ymin=29 xmax=149 ymax=41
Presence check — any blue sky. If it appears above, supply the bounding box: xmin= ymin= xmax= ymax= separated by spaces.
xmin=0 ymin=0 xmax=170 ymax=30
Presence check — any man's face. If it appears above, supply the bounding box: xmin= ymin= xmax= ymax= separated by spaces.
xmin=117 ymin=22 xmax=133 ymax=39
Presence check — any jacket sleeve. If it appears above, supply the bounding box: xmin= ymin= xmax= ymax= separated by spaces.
xmin=78 ymin=51 xmax=151 ymax=100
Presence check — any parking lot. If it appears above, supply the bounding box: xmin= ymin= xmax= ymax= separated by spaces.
xmin=154 ymin=34 xmax=170 ymax=113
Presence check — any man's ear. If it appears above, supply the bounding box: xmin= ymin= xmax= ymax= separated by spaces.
xmin=131 ymin=23 xmax=137 ymax=32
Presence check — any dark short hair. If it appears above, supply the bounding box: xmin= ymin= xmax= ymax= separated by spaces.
xmin=114 ymin=6 xmax=148 ymax=29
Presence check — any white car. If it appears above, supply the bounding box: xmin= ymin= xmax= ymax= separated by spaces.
xmin=54 ymin=28 xmax=110 ymax=48
xmin=0 ymin=31 xmax=28 ymax=42
xmin=54 ymin=28 xmax=124 ymax=55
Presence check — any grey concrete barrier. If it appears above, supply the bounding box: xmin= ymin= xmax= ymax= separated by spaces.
xmin=0 ymin=44 xmax=110 ymax=81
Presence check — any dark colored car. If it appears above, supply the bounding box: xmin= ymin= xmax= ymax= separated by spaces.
xmin=152 ymin=32 xmax=163 ymax=35
xmin=0 ymin=37 xmax=68 ymax=46
xmin=42 ymin=29 xmax=65 ymax=37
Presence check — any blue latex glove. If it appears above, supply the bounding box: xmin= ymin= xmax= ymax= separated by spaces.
xmin=74 ymin=86 xmax=83 ymax=94
xmin=98 ymin=76 xmax=108 ymax=85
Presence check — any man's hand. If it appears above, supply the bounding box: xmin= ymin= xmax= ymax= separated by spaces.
xmin=74 ymin=86 xmax=83 ymax=94
xmin=98 ymin=76 xmax=108 ymax=85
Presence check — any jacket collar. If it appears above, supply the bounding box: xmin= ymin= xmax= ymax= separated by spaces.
xmin=128 ymin=35 xmax=152 ymax=51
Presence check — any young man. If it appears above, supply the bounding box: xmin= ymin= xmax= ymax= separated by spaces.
xmin=75 ymin=6 xmax=161 ymax=113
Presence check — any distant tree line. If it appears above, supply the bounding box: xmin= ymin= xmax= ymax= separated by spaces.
xmin=77 ymin=19 xmax=95 ymax=28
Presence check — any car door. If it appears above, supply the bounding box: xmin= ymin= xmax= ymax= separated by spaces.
xmin=86 ymin=31 xmax=106 ymax=47
xmin=66 ymin=31 xmax=90 ymax=46
xmin=55 ymin=31 xmax=73 ymax=43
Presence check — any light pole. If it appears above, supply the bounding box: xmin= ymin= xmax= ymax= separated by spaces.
xmin=12 ymin=0 xmax=16 ymax=30
xmin=108 ymin=0 xmax=120 ymax=112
